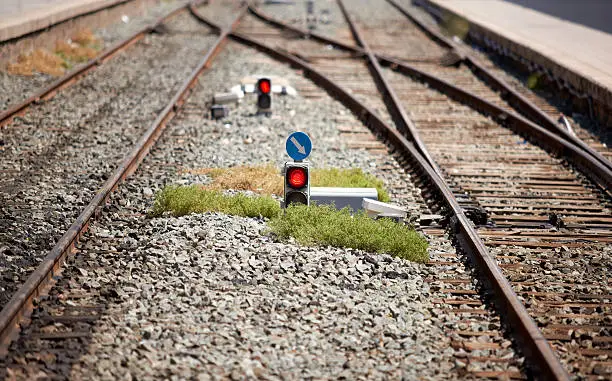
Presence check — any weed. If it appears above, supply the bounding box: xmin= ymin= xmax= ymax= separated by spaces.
xmin=311 ymin=168 xmax=389 ymax=202
xmin=442 ymin=11 xmax=470 ymax=40
xmin=527 ymin=73 xmax=541 ymax=90
xmin=150 ymin=186 xmax=428 ymax=263
xmin=55 ymin=40 xmax=98 ymax=63
xmin=5 ymin=28 xmax=102 ymax=77
xmin=71 ymin=29 xmax=97 ymax=46
xmin=150 ymin=185 xmax=280 ymax=218
xmin=269 ymin=204 xmax=428 ymax=262
xmin=7 ymin=49 xmax=65 ymax=76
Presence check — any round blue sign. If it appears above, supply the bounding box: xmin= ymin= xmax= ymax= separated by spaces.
xmin=285 ymin=131 xmax=312 ymax=161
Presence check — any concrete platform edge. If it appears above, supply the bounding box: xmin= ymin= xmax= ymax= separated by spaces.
xmin=0 ymin=0 xmax=130 ymax=43
xmin=420 ymin=0 xmax=612 ymax=125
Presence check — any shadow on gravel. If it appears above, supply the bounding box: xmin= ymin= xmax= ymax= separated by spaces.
xmin=0 ymin=270 xmax=115 ymax=379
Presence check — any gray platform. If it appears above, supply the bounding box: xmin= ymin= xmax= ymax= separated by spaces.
xmin=422 ymin=0 xmax=612 ymax=125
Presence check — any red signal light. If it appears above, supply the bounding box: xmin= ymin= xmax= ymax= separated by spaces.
xmin=258 ymin=79 xmax=271 ymax=94
xmin=287 ymin=167 xmax=307 ymax=188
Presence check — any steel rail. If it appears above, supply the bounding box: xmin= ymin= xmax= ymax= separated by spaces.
xmin=336 ymin=2 xmax=570 ymax=380
xmin=246 ymin=5 xmax=612 ymax=194
xmin=0 ymin=2 xmax=199 ymax=128
xmin=191 ymin=5 xmax=570 ymax=381
xmin=0 ymin=3 xmax=246 ymax=356
xmin=377 ymin=56 xmax=612 ymax=194
xmin=385 ymin=0 xmax=612 ymax=173
xmin=335 ymin=0 xmax=442 ymax=178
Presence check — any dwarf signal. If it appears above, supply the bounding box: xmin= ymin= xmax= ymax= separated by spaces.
xmin=283 ymin=162 xmax=310 ymax=207
xmin=256 ymin=77 xmax=272 ymax=114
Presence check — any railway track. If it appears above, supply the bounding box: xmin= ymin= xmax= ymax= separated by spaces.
xmin=235 ymin=11 xmax=530 ymax=380
xmin=0 ymin=0 xmax=609 ymax=379
xmin=0 ymin=2 xmax=198 ymax=129
xmin=1 ymin=3 xmax=524 ymax=377
xmin=0 ymin=8 xmax=222 ymax=312
xmin=384 ymin=0 xmax=612 ymax=169
xmin=200 ymin=4 xmax=548 ymax=378
xmin=0 ymin=0 xmax=245 ymax=359
xmin=247 ymin=0 xmax=611 ymax=378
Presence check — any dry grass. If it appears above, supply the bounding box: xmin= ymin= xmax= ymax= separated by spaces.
xmin=55 ymin=41 xmax=98 ymax=63
xmin=55 ymin=29 xmax=100 ymax=63
xmin=182 ymin=165 xmax=390 ymax=201
xmin=184 ymin=165 xmax=284 ymax=195
xmin=7 ymin=49 xmax=65 ymax=76
xmin=5 ymin=28 xmax=102 ymax=77
xmin=72 ymin=29 xmax=97 ymax=46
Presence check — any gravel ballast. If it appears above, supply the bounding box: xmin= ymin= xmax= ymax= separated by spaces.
xmin=0 ymin=0 xmax=189 ymax=111
xmin=2 ymin=34 xmax=522 ymax=379
xmin=0 ymin=12 xmax=219 ymax=309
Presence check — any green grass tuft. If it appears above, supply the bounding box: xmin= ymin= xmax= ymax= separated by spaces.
xmin=150 ymin=186 xmax=428 ymax=263
xmin=269 ymin=204 xmax=428 ymax=263
xmin=150 ymin=186 xmax=281 ymax=218
xmin=312 ymin=168 xmax=390 ymax=202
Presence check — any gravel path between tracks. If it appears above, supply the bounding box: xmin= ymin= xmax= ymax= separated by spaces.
xmin=0 ymin=0 xmax=189 ymax=112
xmin=0 ymin=12 xmax=217 ymax=309
xmin=0 ymin=40 xmax=476 ymax=380
xmin=259 ymin=0 xmax=350 ymax=38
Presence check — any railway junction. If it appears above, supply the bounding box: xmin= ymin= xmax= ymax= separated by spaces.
xmin=0 ymin=0 xmax=610 ymax=379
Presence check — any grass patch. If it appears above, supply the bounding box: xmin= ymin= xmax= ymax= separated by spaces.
xmin=527 ymin=73 xmax=542 ymax=90
xmin=7 ymin=49 xmax=65 ymax=76
xmin=183 ymin=165 xmax=390 ymax=202
xmin=150 ymin=186 xmax=428 ymax=263
xmin=6 ymin=28 xmax=102 ymax=76
xmin=188 ymin=165 xmax=282 ymax=195
xmin=312 ymin=168 xmax=389 ymax=202
xmin=269 ymin=204 xmax=428 ymax=262
xmin=150 ymin=185 xmax=281 ymax=218
xmin=441 ymin=11 xmax=470 ymax=40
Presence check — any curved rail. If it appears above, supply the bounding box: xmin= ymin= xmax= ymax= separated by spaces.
xmin=0 ymin=3 xmax=194 ymax=128
xmin=385 ymin=0 xmax=612 ymax=174
xmin=336 ymin=2 xmax=569 ymax=379
xmin=0 ymin=3 xmax=246 ymax=356
xmin=246 ymin=4 xmax=612 ymax=194
xmin=377 ymin=55 xmax=612 ymax=194
xmin=192 ymin=5 xmax=570 ymax=380
xmin=335 ymin=0 xmax=442 ymax=178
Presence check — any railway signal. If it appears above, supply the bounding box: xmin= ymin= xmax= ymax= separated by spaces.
xmin=256 ymin=77 xmax=272 ymax=114
xmin=283 ymin=162 xmax=310 ymax=206
xmin=283 ymin=131 xmax=313 ymax=208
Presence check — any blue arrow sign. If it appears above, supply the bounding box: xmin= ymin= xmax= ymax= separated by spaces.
xmin=285 ymin=131 xmax=312 ymax=161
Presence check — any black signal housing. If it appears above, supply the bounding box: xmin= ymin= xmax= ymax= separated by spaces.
xmin=283 ymin=162 xmax=310 ymax=207
xmin=256 ymin=78 xmax=272 ymax=114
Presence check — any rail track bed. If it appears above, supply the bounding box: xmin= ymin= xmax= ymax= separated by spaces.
xmin=0 ymin=0 xmax=610 ymax=379
xmin=0 ymin=10 xmax=218 ymax=310
xmin=257 ymin=0 xmax=612 ymax=378
xmin=1 ymin=35 xmax=522 ymax=379
xmin=0 ymin=0 xmax=191 ymax=113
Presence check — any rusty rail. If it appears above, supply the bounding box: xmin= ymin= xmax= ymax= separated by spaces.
xmin=335 ymin=0 xmax=442 ymax=178
xmin=194 ymin=4 xmax=570 ymax=380
xmin=377 ymin=55 xmax=612 ymax=193
xmin=336 ymin=2 xmax=570 ymax=380
xmin=0 ymin=3 xmax=246 ymax=356
xmin=247 ymin=4 xmax=612 ymax=194
xmin=385 ymin=0 xmax=612 ymax=173
xmin=0 ymin=3 xmax=191 ymax=128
